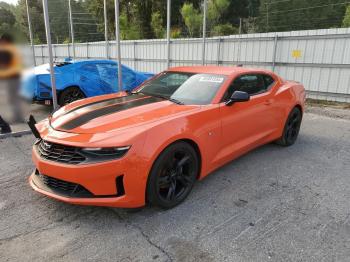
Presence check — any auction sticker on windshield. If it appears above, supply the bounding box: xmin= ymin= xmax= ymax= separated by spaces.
xmin=199 ymin=76 xmax=224 ymax=83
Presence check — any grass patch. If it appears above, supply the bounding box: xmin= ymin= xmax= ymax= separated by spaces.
xmin=306 ymin=98 xmax=350 ymax=109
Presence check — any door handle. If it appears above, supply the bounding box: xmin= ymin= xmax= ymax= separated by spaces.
xmin=264 ymin=99 xmax=272 ymax=105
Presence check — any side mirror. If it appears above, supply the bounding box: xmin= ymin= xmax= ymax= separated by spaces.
xmin=225 ymin=91 xmax=250 ymax=106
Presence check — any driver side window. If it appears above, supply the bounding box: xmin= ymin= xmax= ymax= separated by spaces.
xmin=160 ymin=73 xmax=190 ymax=87
xmin=222 ymin=74 xmax=275 ymax=101
xmin=142 ymin=73 xmax=191 ymax=96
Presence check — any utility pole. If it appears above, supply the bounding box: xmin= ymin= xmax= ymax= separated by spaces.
xmin=239 ymin=18 xmax=242 ymax=35
xmin=42 ymin=0 xmax=58 ymax=110
xmin=25 ymin=0 xmax=36 ymax=66
xmin=202 ymin=0 xmax=207 ymax=65
xmin=266 ymin=0 xmax=269 ymax=32
xmin=114 ymin=0 xmax=123 ymax=92
xmin=104 ymin=0 xmax=109 ymax=59
xmin=166 ymin=0 xmax=171 ymax=68
xmin=68 ymin=0 xmax=75 ymax=60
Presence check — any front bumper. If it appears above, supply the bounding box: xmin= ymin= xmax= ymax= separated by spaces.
xmin=30 ymin=145 xmax=149 ymax=208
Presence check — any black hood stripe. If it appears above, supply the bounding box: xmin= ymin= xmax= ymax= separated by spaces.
xmin=63 ymin=93 xmax=147 ymax=116
xmin=60 ymin=96 xmax=164 ymax=130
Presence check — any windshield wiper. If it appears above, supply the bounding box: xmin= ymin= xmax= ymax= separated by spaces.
xmin=137 ymin=92 xmax=184 ymax=105
xmin=169 ymin=97 xmax=184 ymax=105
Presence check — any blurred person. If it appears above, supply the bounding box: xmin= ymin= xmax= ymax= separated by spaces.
xmin=0 ymin=33 xmax=23 ymax=134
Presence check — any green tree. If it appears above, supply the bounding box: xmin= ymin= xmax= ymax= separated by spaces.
xmin=207 ymin=0 xmax=230 ymax=30
xmin=86 ymin=0 xmax=120 ymax=40
xmin=171 ymin=27 xmax=182 ymax=38
xmin=181 ymin=3 xmax=202 ymax=37
xmin=16 ymin=0 xmax=46 ymax=43
xmin=343 ymin=5 xmax=350 ymax=27
xmin=0 ymin=7 xmax=16 ymax=36
xmin=119 ymin=13 xmax=141 ymax=40
xmin=211 ymin=23 xmax=238 ymax=36
xmin=258 ymin=0 xmax=347 ymax=33
xmin=151 ymin=11 xmax=165 ymax=38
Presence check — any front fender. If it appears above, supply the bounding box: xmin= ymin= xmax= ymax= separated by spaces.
xmin=141 ymin=105 xmax=221 ymax=179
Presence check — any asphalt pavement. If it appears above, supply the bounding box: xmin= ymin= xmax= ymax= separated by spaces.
xmin=0 ymin=108 xmax=350 ymax=262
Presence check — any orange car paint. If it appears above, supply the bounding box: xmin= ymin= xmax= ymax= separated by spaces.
xmin=30 ymin=66 xmax=305 ymax=207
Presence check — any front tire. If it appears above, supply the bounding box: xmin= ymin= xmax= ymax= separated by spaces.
xmin=276 ymin=107 xmax=302 ymax=146
xmin=146 ymin=142 xmax=199 ymax=209
xmin=58 ymin=87 xmax=85 ymax=106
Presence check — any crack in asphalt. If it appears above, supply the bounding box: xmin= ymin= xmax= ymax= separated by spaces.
xmin=0 ymin=209 xmax=96 ymax=243
xmin=108 ymin=208 xmax=173 ymax=262
xmin=0 ymin=222 xmax=60 ymax=243
xmin=129 ymin=222 xmax=173 ymax=262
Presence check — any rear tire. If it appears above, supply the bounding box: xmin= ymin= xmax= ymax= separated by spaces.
xmin=58 ymin=87 xmax=85 ymax=106
xmin=276 ymin=107 xmax=302 ymax=146
xmin=146 ymin=141 xmax=199 ymax=209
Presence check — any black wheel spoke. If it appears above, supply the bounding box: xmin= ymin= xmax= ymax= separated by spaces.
xmin=285 ymin=128 xmax=291 ymax=140
xmin=158 ymin=176 xmax=170 ymax=187
xmin=166 ymin=181 xmax=176 ymax=201
xmin=177 ymin=155 xmax=190 ymax=169
xmin=177 ymin=175 xmax=191 ymax=186
xmin=292 ymin=117 xmax=299 ymax=125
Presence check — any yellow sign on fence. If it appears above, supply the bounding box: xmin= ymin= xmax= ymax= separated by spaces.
xmin=292 ymin=50 xmax=302 ymax=59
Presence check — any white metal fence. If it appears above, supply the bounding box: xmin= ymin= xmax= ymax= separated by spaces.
xmin=30 ymin=28 xmax=350 ymax=102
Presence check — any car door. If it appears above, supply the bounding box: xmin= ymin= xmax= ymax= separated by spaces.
xmin=217 ymin=73 xmax=278 ymax=162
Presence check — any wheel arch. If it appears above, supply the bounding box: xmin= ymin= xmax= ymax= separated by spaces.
xmin=147 ymin=137 xmax=203 ymax=179
xmin=177 ymin=138 xmax=202 ymax=180
xmin=58 ymin=85 xmax=87 ymax=105
xmin=294 ymin=104 xmax=303 ymax=115
xmin=144 ymin=137 xmax=203 ymax=205
xmin=59 ymin=85 xmax=86 ymax=96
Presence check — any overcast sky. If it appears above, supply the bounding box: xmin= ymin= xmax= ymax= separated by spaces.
xmin=1 ymin=0 xmax=18 ymax=5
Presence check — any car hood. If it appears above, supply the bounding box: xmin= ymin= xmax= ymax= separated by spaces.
xmin=50 ymin=93 xmax=199 ymax=134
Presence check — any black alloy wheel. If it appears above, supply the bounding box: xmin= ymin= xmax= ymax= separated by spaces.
xmin=59 ymin=87 xmax=85 ymax=106
xmin=147 ymin=141 xmax=199 ymax=209
xmin=276 ymin=107 xmax=302 ymax=146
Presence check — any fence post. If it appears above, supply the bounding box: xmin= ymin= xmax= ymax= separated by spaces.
xmin=134 ymin=41 xmax=137 ymax=70
xmin=86 ymin=42 xmax=89 ymax=59
xmin=25 ymin=0 xmax=36 ymax=66
xmin=217 ymin=37 xmax=222 ymax=65
xmin=202 ymin=0 xmax=207 ymax=65
xmin=67 ymin=42 xmax=70 ymax=58
xmin=68 ymin=0 xmax=75 ymax=60
xmin=166 ymin=0 xmax=171 ymax=68
xmin=42 ymin=0 xmax=58 ymax=110
xmin=114 ymin=0 xmax=122 ymax=91
xmin=272 ymin=33 xmax=278 ymax=72
xmin=104 ymin=0 xmax=109 ymax=59
xmin=239 ymin=18 xmax=242 ymax=35
xmin=41 ymin=45 xmax=44 ymax=64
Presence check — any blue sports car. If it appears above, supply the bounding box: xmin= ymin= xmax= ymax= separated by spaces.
xmin=21 ymin=60 xmax=154 ymax=105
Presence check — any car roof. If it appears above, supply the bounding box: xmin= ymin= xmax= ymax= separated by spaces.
xmin=71 ymin=59 xmax=117 ymax=65
xmin=167 ymin=66 xmax=272 ymax=76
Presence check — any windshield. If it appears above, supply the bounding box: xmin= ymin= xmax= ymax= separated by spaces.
xmin=136 ymin=72 xmax=225 ymax=105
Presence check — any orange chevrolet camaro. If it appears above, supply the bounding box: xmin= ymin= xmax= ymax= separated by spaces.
xmin=28 ymin=66 xmax=305 ymax=209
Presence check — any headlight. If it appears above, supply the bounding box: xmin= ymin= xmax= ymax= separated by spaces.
xmin=81 ymin=146 xmax=131 ymax=162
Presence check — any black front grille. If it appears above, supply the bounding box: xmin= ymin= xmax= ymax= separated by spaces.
xmin=33 ymin=171 xmax=93 ymax=198
xmin=36 ymin=140 xmax=86 ymax=164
